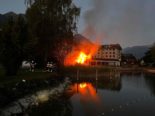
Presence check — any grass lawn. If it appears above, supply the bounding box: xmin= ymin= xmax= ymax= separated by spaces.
xmin=0 ymin=67 xmax=58 ymax=86
xmin=0 ymin=66 xmax=116 ymax=86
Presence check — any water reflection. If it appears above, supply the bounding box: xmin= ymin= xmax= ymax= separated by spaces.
xmin=144 ymin=73 xmax=155 ymax=96
xmin=28 ymin=72 xmax=155 ymax=116
xmin=70 ymin=82 xmax=99 ymax=102
xmin=68 ymin=82 xmax=101 ymax=116
xmin=2 ymin=72 xmax=155 ymax=116
xmin=69 ymin=72 xmax=155 ymax=116
xmin=30 ymin=72 xmax=155 ymax=116
xmin=97 ymin=75 xmax=122 ymax=91
xmin=29 ymin=98 xmax=73 ymax=116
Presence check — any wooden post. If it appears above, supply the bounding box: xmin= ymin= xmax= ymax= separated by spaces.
xmin=95 ymin=69 xmax=98 ymax=93
xmin=77 ymin=69 xmax=79 ymax=81
xmin=76 ymin=69 xmax=79 ymax=93
xmin=96 ymin=69 xmax=98 ymax=81
xmin=77 ymin=82 xmax=79 ymax=93
xmin=95 ymin=79 xmax=98 ymax=93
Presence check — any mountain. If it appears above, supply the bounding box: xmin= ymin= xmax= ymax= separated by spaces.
xmin=123 ymin=45 xmax=152 ymax=59
xmin=4 ymin=12 xmax=17 ymax=18
xmin=0 ymin=12 xmax=23 ymax=27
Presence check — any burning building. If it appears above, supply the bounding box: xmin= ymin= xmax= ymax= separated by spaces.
xmin=64 ymin=34 xmax=99 ymax=66
xmin=64 ymin=34 xmax=122 ymax=66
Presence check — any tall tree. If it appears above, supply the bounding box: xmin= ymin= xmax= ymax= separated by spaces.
xmin=0 ymin=15 xmax=29 ymax=76
xmin=151 ymin=43 xmax=155 ymax=60
xmin=25 ymin=0 xmax=80 ymax=67
xmin=143 ymin=43 xmax=155 ymax=65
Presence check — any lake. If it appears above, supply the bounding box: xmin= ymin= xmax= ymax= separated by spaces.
xmin=2 ymin=72 xmax=155 ymax=116
xmin=69 ymin=72 xmax=155 ymax=116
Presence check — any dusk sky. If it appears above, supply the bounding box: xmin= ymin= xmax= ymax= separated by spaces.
xmin=0 ymin=0 xmax=155 ymax=48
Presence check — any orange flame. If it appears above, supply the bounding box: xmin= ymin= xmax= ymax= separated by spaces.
xmin=64 ymin=37 xmax=100 ymax=66
xmin=76 ymin=52 xmax=91 ymax=64
xmin=79 ymin=83 xmax=87 ymax=88
xmin=64 ymin=45 xmax=99 ymax=66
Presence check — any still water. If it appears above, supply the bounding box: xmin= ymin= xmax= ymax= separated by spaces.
xmin=28 ymin=72 xmax=155 ymax=116
xmin=27 ymin=73 xmax=155 ymax=116
xmin=70 ymin=73 xmax=155 ymax=116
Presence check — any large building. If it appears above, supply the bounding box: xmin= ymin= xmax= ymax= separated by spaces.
xmin=90 ymin=44 xmax=122 ymax=66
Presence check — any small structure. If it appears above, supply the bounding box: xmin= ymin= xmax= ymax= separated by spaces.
xmin=140 ymin=60 xmax=145 ymax=66
xmin=121 ymin=54 xmax=137 ymax=66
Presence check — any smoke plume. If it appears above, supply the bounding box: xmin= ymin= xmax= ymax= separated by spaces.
xmin=81 ymin=0 xmax=155 ymax=47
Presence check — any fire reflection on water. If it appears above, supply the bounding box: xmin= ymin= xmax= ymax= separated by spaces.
xmin=69 ymin=82 xmax=103 ymax=116
xmin=70 ymin=82 xmax=101 ymax=105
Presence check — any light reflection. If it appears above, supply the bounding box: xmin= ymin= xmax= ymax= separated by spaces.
xmin=70 ymin=82 xmax=102 ymax=116
xmin=71 ymin=82 xmax=100 ymax=103
xmin=36 ymin=90 xmax=49 ymax=103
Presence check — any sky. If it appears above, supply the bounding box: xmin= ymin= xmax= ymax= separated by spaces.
xmin=0 ymin=0 xmax=155 ymax=48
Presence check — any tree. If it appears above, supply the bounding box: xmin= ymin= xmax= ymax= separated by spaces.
xmin=0 ymin=15 xmax=29 ymax=76
xmin=151 ymin=43 xmax=155 ymax=60
xmin=25 ymin=0 xmax=80 ymax=67
xmin=143 ymin=43 xmax=155 ymax=65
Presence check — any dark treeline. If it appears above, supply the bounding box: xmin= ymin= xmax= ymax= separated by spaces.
xmin=143 ymin=43 xmax=155 ymax=66
xmin=0 ymin=0 xmax=80 ymax=76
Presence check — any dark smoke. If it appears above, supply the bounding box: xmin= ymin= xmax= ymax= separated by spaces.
xmin=82 ymin=0 xmax=155 ymax=47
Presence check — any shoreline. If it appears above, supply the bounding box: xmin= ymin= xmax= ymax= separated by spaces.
xmin=108 ymin=67 xmax=155 ymax=74
xmin=143 ymin=68 xmax=155 ymax=74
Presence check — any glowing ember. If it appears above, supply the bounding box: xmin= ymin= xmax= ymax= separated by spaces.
xmin=75 ymin=52 xmax=91 ymax=64
xmin=79 ymin=83 xmax=87 ymax=88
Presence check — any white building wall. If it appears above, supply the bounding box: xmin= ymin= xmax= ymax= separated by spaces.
xmin=91 ymin=44 xmax=122 ymax=66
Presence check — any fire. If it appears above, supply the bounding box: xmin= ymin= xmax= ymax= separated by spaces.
xmin=79 ymin=83 xmax=87 ymax=88
xmin=64 ymin=35 xmax=100 ymax=66
xmin=76 ymin=52 xmax=91 ymax=64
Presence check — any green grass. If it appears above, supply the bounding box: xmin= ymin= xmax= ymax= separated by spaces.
xmin=0 ymin=66 xmax=116 ymax=86
xmin=0 ymin=68 xmax=57 ymax=86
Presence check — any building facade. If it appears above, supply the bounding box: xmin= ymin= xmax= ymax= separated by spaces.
xmin=90 ymin=44 xmax=122 ymax=66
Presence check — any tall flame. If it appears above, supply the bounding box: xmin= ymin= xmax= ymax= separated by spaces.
xmin=76 ymin=52 xmax=91 ymax=64
xmin=64 ymin=37 xmax=100 ymax=66
xmin=79 ymin=82 xmax=87 ymax=88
